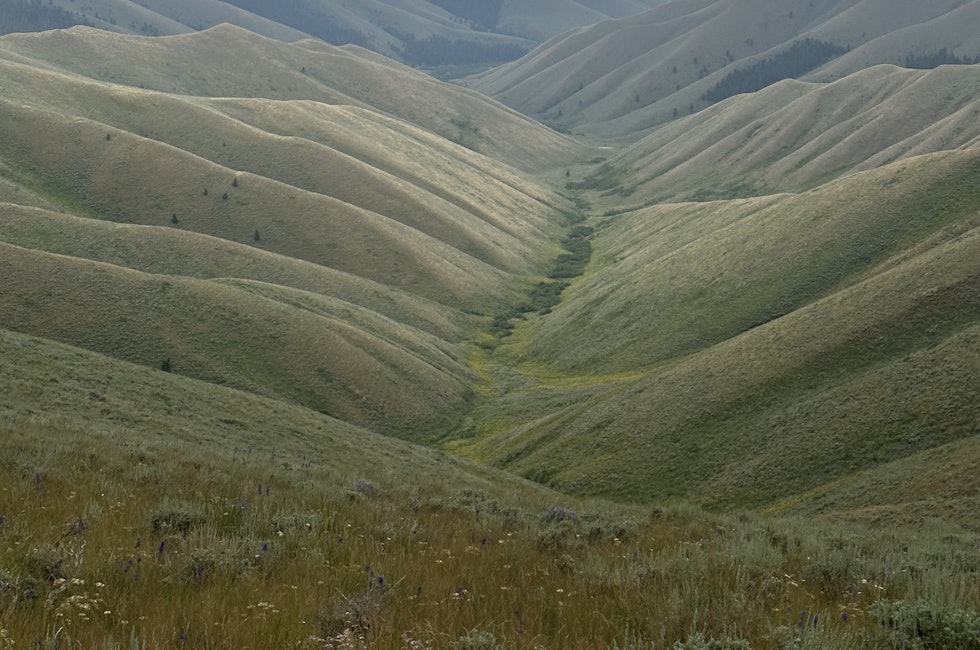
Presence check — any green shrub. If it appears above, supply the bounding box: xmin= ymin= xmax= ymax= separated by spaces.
xmin=452 ymin=631 xmax=505 ymax=650
xmin=673 ymin=632 xmax=751 ymax=649
xmin=872 ymin=599 xmax=980 ymax=649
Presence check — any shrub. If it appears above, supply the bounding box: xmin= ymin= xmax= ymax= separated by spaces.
xmin=452 ymin=631 xmax=505 ymax=650
xmin=318 ymin=588 xmax=385 ymax=638
xmin=673 ymin=632 xmax=751 ymax=650
xmin=872 ymin=599 xmax=980 ymax=649
xmin=150 ymin=506 xmax=201 ymax=535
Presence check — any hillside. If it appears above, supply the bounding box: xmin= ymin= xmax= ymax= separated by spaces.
xmin=0 ymin=25 xmax=581 ymax=438
xmin=470 ymin=0 xmax=980 ymax=139
xmin=1 ymin=0 xmax=666 ymax=68
xmin=577 ymin=63 xmax=980 ymax=204
xmin=457 ymin=148 xmax=980 ymax=514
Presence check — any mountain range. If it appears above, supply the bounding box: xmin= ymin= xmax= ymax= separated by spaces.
xmin=469 ymin=0 xmax=980 ymax=139
xmin=1 ymin=0 xmax=666 ymax=68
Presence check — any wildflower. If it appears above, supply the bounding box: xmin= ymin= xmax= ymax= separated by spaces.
xmin=841 ymin=612 xmax=849 ymax=623
xmin=157 ymin=540 xmax=167 ymax=558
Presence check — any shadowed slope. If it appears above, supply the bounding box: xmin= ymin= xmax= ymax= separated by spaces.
xmin=0 ymin=327 xmax=546 ymax=498
xmin=30 ymin=0 xmax=667 ymax=66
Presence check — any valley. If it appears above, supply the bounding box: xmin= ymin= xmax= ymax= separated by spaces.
xmin=0 ymin=3 xmax=978 ymax=647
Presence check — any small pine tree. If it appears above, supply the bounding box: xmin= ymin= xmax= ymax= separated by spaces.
xmin=171 ymin=214 xmax=179 ymax=225
xmin=253 ymin=229 xmax=261 ymax=242
xmin=106 ymin=133 xmax=111 ymax=141
xmin=203 ymin=188 xmax=208 ymax=196
xmin=161 ymin=358 xmax=172 ymax=372
xmin=232 ymin=177 xmax=238 ymax=188
xmin=222 ymin=192 xmax=229 ymax=200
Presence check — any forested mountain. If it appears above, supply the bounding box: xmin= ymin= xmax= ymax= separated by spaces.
xmin=0 ymin=0 xmax=92 ymax=35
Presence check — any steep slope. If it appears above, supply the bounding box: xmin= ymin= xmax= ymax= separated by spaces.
xmin=456 ymin=150 xmax=980 ymax=511
xmin=0 ymin=25 xmax=580 ymax=438
xmin=470 ymin=0 xmax=980 ymax=139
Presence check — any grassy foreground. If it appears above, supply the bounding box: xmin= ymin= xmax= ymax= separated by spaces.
xmin=1 ymin=417 xmax=978 ymax=649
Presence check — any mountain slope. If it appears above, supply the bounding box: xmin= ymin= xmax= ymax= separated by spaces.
xmin=0 ymin=24 xmax=580 ymax=171
xmin=470 ymin=0 xmax=980 ymax=139
xmin=456 ymin=149 xmax=980 ymax=511
xmin=584 ymin=63 xmax=980 ymax=204
xmin=0 ymin=25 xmax=580 ymax=439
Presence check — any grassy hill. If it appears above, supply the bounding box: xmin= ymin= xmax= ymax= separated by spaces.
xmin=470 ymin=0 xmax=980 ymax=139
xmin=1 ymin=17 xmax=979 ymax=649
xmin=1 ymin=331 xmax=978 ymax=648
xmin=579 ymin=63 xmax=980 ymax=204
xmin=456 ymin=149 xmax=980 ymax=512
xmin=0 ymin=25 xmax=581 ymax=439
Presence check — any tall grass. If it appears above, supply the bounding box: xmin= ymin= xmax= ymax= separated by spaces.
xmin=1 ymin=420 xmax=976 ymax=649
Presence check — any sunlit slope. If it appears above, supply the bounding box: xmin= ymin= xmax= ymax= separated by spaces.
xmin=0 ymin=99 xmax=513 ymax=310
xmin=0 ymin=206 xmax=470 ymax=341
xmin=470 ymin=0 xmax=980 ymax=139
xmin=462 ymin=150 xmax=979 ymax=509
xmin=588 ymin=64 xmax=980 ymax=204
xmin=537 ymin=150 xmax=980 ymax=372
xmin=0 ymin=24 xmax=579 ymax=171
xmin=0 ymin=24 xmax=582 ymax=439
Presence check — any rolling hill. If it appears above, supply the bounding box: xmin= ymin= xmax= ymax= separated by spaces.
xmin=1 ymin=11 xmax=977 ymax=527
xmin=1 ymin=11 xmax=979 ymax=648
xmin=470 ymin=0 xmax=980 ymax=139
xmin=576 ymin=62 xmax=980 ymax=204
xmin=0 ymin=25 xmax=581 ymax=438
xmin=456 ymin=149 xmax=979 ymax=513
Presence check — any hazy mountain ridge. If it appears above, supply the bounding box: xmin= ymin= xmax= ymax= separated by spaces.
xmin=2 ymin=0 xmax=667 ymax=68
xmin=470 ymin=0 xmax=980 ymax=139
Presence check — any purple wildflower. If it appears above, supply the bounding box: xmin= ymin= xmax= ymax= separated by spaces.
xmin=157 ymin=540 xmax=167 ymax=558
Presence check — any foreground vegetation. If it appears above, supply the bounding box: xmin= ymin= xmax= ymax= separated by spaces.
xmin=1 ymin=418 xmax=978 ymax=649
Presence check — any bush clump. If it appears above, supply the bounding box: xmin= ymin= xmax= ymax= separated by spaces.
xmin=872 ymin=599 xmax=980 ymax=649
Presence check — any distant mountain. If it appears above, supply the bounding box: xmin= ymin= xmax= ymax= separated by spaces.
xmin=1 ymin=0 xmax=666 ymax=67
xmin=469 ymin=0 xmax=980 ymax=139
